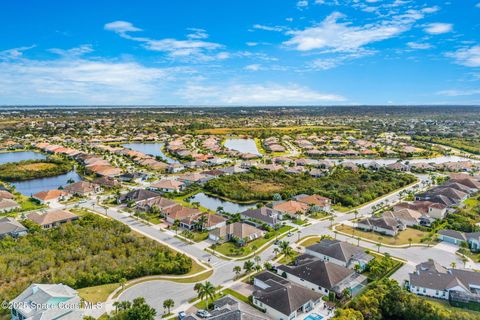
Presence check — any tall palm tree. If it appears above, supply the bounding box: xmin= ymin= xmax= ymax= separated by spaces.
xmin=196 ymin=214 xmax=208 ymax=231
xmin=196 ymin=282 xmax=216 ymax=309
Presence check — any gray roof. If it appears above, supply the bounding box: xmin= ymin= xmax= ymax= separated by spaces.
xmin=253 ymin=271 xmax=322 ymax=316
xmin=240 ymin=207 xmax=280 ymax=225
xmin=438 ymin=229 xmax=467 ymax=241
xmin=119 ymin=189 xmax=161 ymax=202
xmin=306 ymin=239 xmax=373 ymax=264
xmin=277 ymin=255 xmax=355 ymax=290
xmin=11 ymin=283 xmax=83 ymax=320
xmin=410 ymin=261 xmax=480 ymax=292
xmin=0 ymin=217 xmax=27 ymax=236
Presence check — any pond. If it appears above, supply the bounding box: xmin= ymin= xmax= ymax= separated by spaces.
xmin=122 ymin=143 xmax=178 ymax=163
xmin=11 ymin=171 xmax=82 ymax=196
xmin=188 ymin=192 xmax=256 ymax=214
xmin=0 ymin=151 xmax=46 ymax=165
xmin=224 ymin=138 xmax=261 ymax=155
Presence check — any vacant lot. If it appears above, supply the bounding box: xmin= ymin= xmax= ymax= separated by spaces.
xmin=336 ymin=224 xmax=429 ymax=246
xmin=204 ymin=167 xmax=417 ymax=208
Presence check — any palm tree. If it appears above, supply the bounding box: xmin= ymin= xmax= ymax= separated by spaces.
xmin=356 ymin=236 xmax=361 ymax=247
xmin=408 ymin=237 xmax=413 ymax=247
xmin=329 ymin=216 xmax=334 ymax=227
xmin=376 ymin=242 xmax=382 ymax=253
xmin=333 ymin=231 xmax=338 ymax=239
xmin=233 ymin=266 xmax=241 ymax=276
xmin=450 ymin=261 xmax=457 ymax=269
xmin=254 ymin=255 xmax=261 ymax=266
xmin=196 ymin=214 xmax=208 ymax=231
xmin=172 ymin=219 xmax=180 ymax=235
xmin=195 ymin=282 xmax=216 ymax=309
xmin=243 ymin=260 xmax=254 ymax=273
xmin=279 ymin=241 xmax=294 ymax=258
xmin=163 ymin=299 xmax=174 ymax=314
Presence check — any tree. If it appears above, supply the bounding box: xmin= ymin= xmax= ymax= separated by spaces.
xmin=450 ymin=261 xmax=457 ymax=269
xmin=243 ymin=260 xmax=255 ymax=273
xmin=195 ymin=281 xmax=216 ymax=309
xmin=195 ymin=214 xmax=208 ymax=231
xmin=172 ymin=219 xmax=180 ymax=234
xmin=278 ymin=241 xmax=294 ymax=258
xmin=356 ymin=236 xmax=361 ymax=247
xmin=119 ymin=277 xmax=127 ymax=290
xmin=376 ymin=242 xmax=382 ymax=253
xmin=163 ymin=298 xmax=174 ymax=314
xmin=111 ymin=297 xmax=156 ymax=320
xmin=408 ymin=237 xmax=413 ymax=247
xmin=233 ymin=265 xmax=241 ymax=276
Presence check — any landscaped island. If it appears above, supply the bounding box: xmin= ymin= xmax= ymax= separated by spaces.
xmin=204 ymin=167 xmax=417 ymax=208
xmin=0 ymin=158 xmax=73 ymax=181
xmin=0 ymin=213 xmax=192 ymax=303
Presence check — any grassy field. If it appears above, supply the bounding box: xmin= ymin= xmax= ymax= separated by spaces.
xmin=297 ymin=236 xmax=322 ymax=247
xmin=336 ymin=224 xmax=430 ymax=246
xmin=78 ymin=283 xmax=119 ymax=303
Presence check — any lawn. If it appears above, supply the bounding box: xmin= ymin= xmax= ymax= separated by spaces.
xmin=336 ymin=224 xmax=430 ymax=246
xmin=212 ymin=225 xmax=292 ymax=257
xmin=297 ymin=236 xmax=322 ymax=247
xmin=78 ymin=283 xmax=119 ymax=303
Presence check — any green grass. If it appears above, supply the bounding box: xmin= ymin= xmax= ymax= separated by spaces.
xmin=212 ymin=225 xmax=293 ymax=257
xmin=336 ymin=224 xmax=430 ymax=246
xmin=297 ymin=236 xmax=322 ymax=247
xmin=78 ymin=283 xmax=119 ymax=303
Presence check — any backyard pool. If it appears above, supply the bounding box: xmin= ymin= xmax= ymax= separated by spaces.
xmin=304 ymin=313 xmax=323 ymax=320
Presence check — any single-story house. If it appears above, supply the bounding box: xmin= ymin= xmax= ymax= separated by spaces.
xmin=27 ymin=209 xmax=79 ymax=229
xmin=63 ymin=181 xmax=101 ymax=197
xmin=209 ymin=222 xmax=265 ymax=244
xmin=240 ymin=207 xmax=282 ymax=227
xmin=356 ymin=215 xmax=405 ymax=236
xmin=294 ymin=194 xmax=331 ymax=211
xmin=181 ymin=213 xmax=227 ymax=231
xmin=252 ymin=271 xmax=322 ymax=320
xmin=272 ymin=200 xmax=310 ymax=217
xmin=118 ymin=189 xmax=161 ymax=204
xmin=0 ymin=199 xmax=20 ymax=213
xmin=0 ymin=217 xmax=27 ymax=238
xmin=149 ymin=179 xmax=185 ymax=193
xmin=32 ymin=190 xmax=70 ymax=204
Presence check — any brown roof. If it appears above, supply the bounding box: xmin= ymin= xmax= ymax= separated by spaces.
xmin=150 ymin=180 xmax=184 ymax=189
xmin=33 ymin=190 xmax=69 ymax=201
xmin=164 ymin=204 xmax=201 ymax=221
xmin=64 ymin=181 xmax=98 ymax=194
xmin=27 ymin=209 xmax=78 ymax=226
xmin=296 ymin=194 xmax=330 ymax=206
xmin=273 ymin=200 xmax=310 ymax=215
xmin=211 ymin=222 xmax=264 ymax=239
xmin=0 ymin=199 xmax=20 ymax=209
xmin=0 ymin=190 xmax=14 ymax=200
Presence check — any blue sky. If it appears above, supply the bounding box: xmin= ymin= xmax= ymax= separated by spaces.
xmin=1 ymin=0 xmax=479 ymax=105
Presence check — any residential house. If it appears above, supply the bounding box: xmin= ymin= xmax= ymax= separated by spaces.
xmin=386 ymin=162 xmax=409 ymax=171
xmin=277 ymin=254 xmax=367 ymax=296
xmin=181 ymin=213 xmax=227 ymax=231
xmin=0 ymin=217 xmax=27 ymax=238
xmin=0 ymin=190 xmax=14 ymax=200
xmin=438 ymin=229 xmax=480 ymax=251
xmin=209 ymin=295 xmax=269 ymax=320
xmin=0 ymin=198 xmax=20 ymax=213
xmin=240 ymin=207 xmax=282 ymax=227
xmin=92 ymin=176 xmax=121 ymax=189
xmin=356 ymin=215 xmax=405 ymax=236
xmin=272 ymin=200 xmax=310 ymax=218
xmin=305 ymin=239 xmax=374 ymax=271
xmin=163 ymin=204 xmax=201 ymax=224
xmin=33 ymin=190 xmax=70 ymax=204
xmin=252 ymin=271 xmax=322 ymax=320
xmin=63 ymin=181 xmax=101 ymax=197
xmin=167 ymin=163 xmax=185 ymax=173
xmin=177 ymin=173 xmax=210 ymax=185
xmin=209 ymin=222 xmax=265 ymax=244
xmin=394 ymin=201 xmax=448 ymax=220
xmin=294 ymin=194 xmax=331 ymax=212
xmin=135 ymin=196 xmax=177 ymax=213
xmin=118 ymin=189 xmax=161 ymax=204
xmin=409 ymin=260 xmax=480 ymax=301
xmin=149 ymin=179 xmax=185 ymax=193
xmin=10 ymin=283 xmax=84 ymax=320
xmin=27 ymin=209 xmax=79 ymax=229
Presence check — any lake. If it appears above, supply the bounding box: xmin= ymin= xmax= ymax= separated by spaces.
xmin=188 ymin=192 xmax=256 ymax=214
xmin=122 ymin=143 xmax=178 ymax=163
xmin=224 ymin=138 xmax=261 ymax=155
xmin=0 ymin=151 xmax=46 ymax=165
xmin=11 ymin=171 xmax=82 ymax=196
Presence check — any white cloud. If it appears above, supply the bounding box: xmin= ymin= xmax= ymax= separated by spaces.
xmin=0 ymin=46 xmax=36 ymax=60
xmin=446 ymin=45 xmax=480 ymax=67
xmin=424 ymin=23 xmax=453 ymax=35
xmin=284 ymin=10 xmax=425 ymax=52
xmin=244 ymin=64 xmax=262 ymax=71
xmin=246 ymin=42 xmax=258 ymax=46
xmin=297 ymin=0 xmax=309 ymax=8
xmin=104 ymin=21 xmax=225 ymax=62
xmin=407 ymin=42 xmax=432 ymax=50
xmin=252 ymin=24 xmax=285 ymax=32
xmin=0 ymin=55 xmax=188 ymax=103
xmin=48 ymin=44 xmax=94 ymax=57
xmin=177 ymin=83 xmax=345 ymax=105
xmin=104 ymin=21 xmax=142 ymax=34
xmin=437 ymin=88 xmax=480 ymax=96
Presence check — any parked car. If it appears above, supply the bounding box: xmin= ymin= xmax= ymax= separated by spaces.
xmin=178 ymin=311 xmax=186 ymax=320
xmin=196 ymin=309 xmax=211 ymax=318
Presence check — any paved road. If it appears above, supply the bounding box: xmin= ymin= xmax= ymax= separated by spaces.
xmin=74 ymin=173 xmax=467 ymax=317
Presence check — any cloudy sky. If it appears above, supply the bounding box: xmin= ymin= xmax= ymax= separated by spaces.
xmin=1 ymin=0 xmax=479 ymax=105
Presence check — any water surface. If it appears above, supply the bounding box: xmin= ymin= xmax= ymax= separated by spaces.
xmin=224 ymin=139 xmax=261 ymax=155
xmin=11 ymin=171 xmax=82 ymax=196
xmin=122 ymin=143 xmax=178 ymax=163
xmin=0 ymin=151 xmax=46 ymax=165
xmin=188 ymin=192 xmax=256 ymax=214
